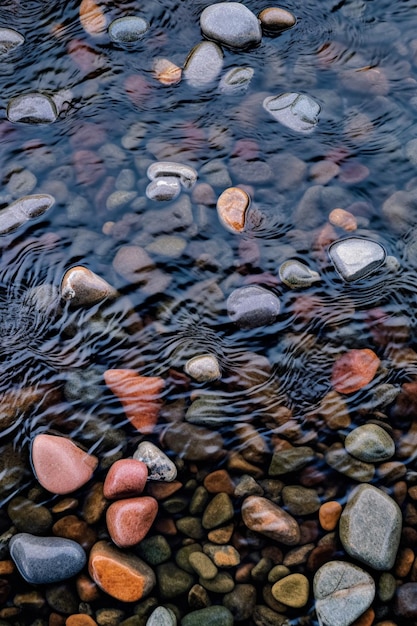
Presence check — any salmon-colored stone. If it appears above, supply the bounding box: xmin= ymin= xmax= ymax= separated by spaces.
xmin=106 ymin=497 xmax=158 ymax=548
xmin=103 ymin=459 xmax=148 ymax=500
xmin=124 ymin=75 xmax=151 ymax=106
xmin=31 ymin=434 xmax=98 ymax=495
xmin=319 ymin=501 xmax=342 ymax=531
xmin=331 ymin=348 xmax=380 ymax=394
xmin=104 ymin=369 xmax=164 ymax=433
xmin=88 ymin=540 xmax=155 ymax=602
xmin=66 ymin=615 xmax=97 ymax=626
xmin=153 ymin=58 xmax=182 ymax=85
xmin=0 ymin=561 xmax=14 ymax=575
xmin=217 ymin=187 xmax=250 ymax=233
xmin=79 ymin=0 xmax=107 ymax=35
xmin=329 ymin=207 xmax=357 ymax=231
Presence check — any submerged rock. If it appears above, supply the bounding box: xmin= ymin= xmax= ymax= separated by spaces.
xmin=279 ymin=259 xmax=321 ymax=288
xmin=108 ymin=16 xmax=149 ymax=43
xmin=61 ymin=266 xmax=118 ymax=307
xmin=0 ymin=194 xmax=55 ymax=235
xmin=227 ymin=285 xmax=280 ymax=328
xmin=0 ymin=27 xmax=24 ymax=55
xmin=7 ymin=93 xmax=58 ymax=124
xmin=218 ymin=67 xmax=254 ymax=94
xmin=184 ymin=41 xmax=224 ymax=88
xmin=263 ymin=92 xmax=320 ymax=133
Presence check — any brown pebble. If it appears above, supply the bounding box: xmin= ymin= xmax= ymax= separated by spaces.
xmin=258 ymin=7 xmax=296 ymax=32
xmin=319 ymin=501 xmax=343 ymax=531
xmin=49 ymin=613 xmax=66 ymax=626
xmin=331 ymin=348 xmax=380 ymax=394
xmin=203 ymin=470 xmax=234 ymax=495
xmin=216 ymin=187 xmax=250 ymax=233
xmin=227 ymin=451 xmax=264 ymax=477
xmin=241 ymin=495 xmax=300 ymax=545
xmin=394 ymin=548 xmax=415 ymax=578
xmin=66 ymin=615 xmax=98 ymax=626
xmin=0 ymin=561 xmax=14 ymax=575
xmin=52 ymin=515 xmax=97 ymax=551
xmin=329 ymin=207 xmax=358 ymax=231
xmin=76 ymin=574 xmax=101 ymax=603
xmin=154 ymin=516 xmax=177 ymax=536
xmin=207 ymin=524 xmax=234 ymax=545
xmin=82 ymin=482 xmax=108 ymax=525
xmin=146 ymin=481 xmax=183 ymax=500
xmin=153 ymin=58 xmax=182 ymax=85
xmin=351 ymin=607 xmax=375 ymax=626
xmin=51 ymin=498 xmax=79 ymax=514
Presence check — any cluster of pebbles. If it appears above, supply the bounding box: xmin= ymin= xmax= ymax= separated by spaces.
xmin=3 ymin=1 xmax=417 ymax=626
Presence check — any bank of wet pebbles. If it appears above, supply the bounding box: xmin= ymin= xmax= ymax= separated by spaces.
xmin=2 ymin=0 xmax=417 ymax=625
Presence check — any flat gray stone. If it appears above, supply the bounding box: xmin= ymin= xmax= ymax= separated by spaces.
xmin=314 ymin=560 xmax=375 ymax=626
xmin=184 ymin=41 xmax=223 ymax=88
xmin=9 ymin=533 xmax=86 ymax=584
xmin=7 ymin=93 xmax=58 ymax=124
xmin=0 ymin=194 xmax=55 ymax=235
xmin=339 ymin=484 xmax=402 ymax=570
xmin=227 ymin=285 xmax=280 ymax=328
xmin=344 ymin=424 xmax=395 ymax=462
xmin=263 ymin=92 xmax=320 ymax=133
xmin=146 ymin=606 xmax=177 ymax=626
xmin=328 ymin=237 xmax=386 ymax=282
xmin=219 ymin=66 xmax=254 ymax=94
xmin=279 ymin=259 xmax=321 ymax=288
xmin=108 ymin=16 xmax=149 ymax=42
xmin=147 ymin=161 xmax=198 ymax=189
xmin=200 ymin=2 xmax=261 ymax=50
xmin=0 ymin=27 xmax=24 ymax=55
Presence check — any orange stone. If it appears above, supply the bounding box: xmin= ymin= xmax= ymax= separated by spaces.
xmin=331 ymin=348 xmax=380 ymax=394
xmin=329 ymin=207 xmax=358 ymax=231
xmin=203 ymin=470 xmax=235 ymax=495
xmin=66 ymin=615 xmax=97 ymax=626
xmin=216 ymin=187 xmax=250 ymax=233
xmin=351 ymin=607 xmax=375 ymax=626
xmin=76 ymin=573 xmax=101 ymax=602
xmin=104 ymin=369 xmax=164 ymax=433
xmin=52 ymin=515 xmax=97 ymax=551
xmin=319 ymin=501 xmax=342 ymax=531
xmin=153 ymin=58 xmax=182 ymax=85
xmin=79 ymin=0 xmax=107 ymax=35
xmin=106 ymin=497 xmax=158 ymax=548
xmin=88 ymin=541 xmax=155 ymax=602
xmin=0 ymin=560 xmax=14 ymax=575
xmin=146 ymin=480 xmax=183 ymax=500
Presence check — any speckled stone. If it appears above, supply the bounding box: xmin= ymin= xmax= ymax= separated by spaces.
xmin=216 ymin=186 xmax=251 ymax=233
xmin=269 ymin=446 xmax=315 ymax=475
xmin=0 ymin=27 xmax=24 ymax=54
xmin=271 ymin=573 xmax=309 ymax=608
xmin=314 ymin=561 xmax=375 ymax=626
xmin=133 ymin=441 xmax=177 ymax=481
xmin=106 ymin=497 xmax=158 ymax=548
xmin=108 ymin=16 xmax=149 ymax=43
xmin=339 ymin=484 xmax=402 ymax=570
xmin=344 ymin=424 xmax=395 ymax=462
xmin=61 ymin=266 xmax=117 ymax=307
xmin=279 ymin=260 xmax=320 ymax=289
xmin=202 ymin=493 xmax=234 ymax=529
xmin=328 ymin=236 xmax=386 ymax=282
xmin=200 ymin=2 xmax=262 ymax=50
xmin=241 ymin=495 xmax=300 ymax=545
xmin=7 ymin=93 xmax=58 ymax=124
xmin=10 ymin=533 xmax=86 ymax=584
xmin=325 ymin=444 xmax=375 ymax=482
xmin=184 ymin=354 xmax=221 ymax=382
xmin=146 ymin=606 xmax=177 ymax=626
xmin=103 ymin=459 xmax=148 ymax=499
xmin=281 ymin=486 xmax=320 ymax=516
xmin=227 ymin=285 xmax=280 ymax=328
xmin=156 ymin=562 xmax=194 ymax=600
xmin=188 ymin=552 xmax=218 ymax=580
xmin=331 ymin=348 xmax=380 ymax=394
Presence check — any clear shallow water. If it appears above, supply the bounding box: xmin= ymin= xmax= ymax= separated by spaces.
xmin=2 ymin=0 xmax=417 ymax=624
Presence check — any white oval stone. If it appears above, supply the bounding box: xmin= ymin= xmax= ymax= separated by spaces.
xmin=108 ymin=16 xmax=149 ymax=42
xmin=184 ymin=41 xmax=224 ymax=88
xmin=7 ymin=93 xmax=58 ymax=124
xmin=263 ymin=92 xmax=320 ymax=133
xmin=200 ymin=2 xmax=262 ymax=50
xmin=185 ymin=354 xmax=221 ymax=382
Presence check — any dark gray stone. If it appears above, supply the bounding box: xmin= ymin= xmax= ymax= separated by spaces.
xmin=227 ymin=285 xmax=280 ymax=328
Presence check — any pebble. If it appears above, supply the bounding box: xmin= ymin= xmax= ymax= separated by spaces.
xmin=202 ymin=493 xmax=234 ymax=529
xmin=271 ymin=573 xmax=309 ymax=608
xmin=146 ymin=177 xmax=181 ymax=201
xmin=331 ymin=348 xmax=380 ymax=394
xmin=157 ymin=562 xmax=194 ymax=599
xmin=103 ymin=459 xmax=148 ymax=499
xmin=258 ymin=7 xmax=296 ymax=34
xmin=31 ymin=434 xmax=98 ymax=495
xmin=79 ymin=0 xmax=107 ymax=36
xmin=200 ymin=2 xmax=262 ymax=50
xmin=112 ymin=245 xmax=171 ymax=295
xmin=161 ymin=422 xmax=225 ymax=461
xmin=183 ymin=42 xmax=224 ymax=88
xmin=268 ymin=446 xmax=315 ymax=475
xmin=133 ymin=441 xmax=177 ymax=481
xmin=241 ymin=495 xmax=300 ymax=545
xmin=281 ymin=485 xmax=320 ymax=516
xmin=279 ymin=259 xmax=321 ymax=289
xmin=263 ymin=93 xmax=320 ymax=133
xmin=106 ymin=190 xmax=137 ymax=210
xmin=106 ymin=497 xmax=158 ymax=548
xmin=340 ymin=484 xmax=402 ymax=570
xmin=227 ymin=285 xmax=280 ymax=328
xmin=329 ymin=208 xmax=358 ymax=231
xmin=6 ymin=169 xmax=37 ymax=198
xmin=395 ymin=582 xmax=417 ymax=619
xmin=0 ymin=193 xmax=55 ymax=235
xmin=108 ymin=16 xmax=149 ymax=43
xmin=52 ymin=515 xmax=96 ymax=551
xmin=325 ymin=444 xmax=375 ymax=482
xmin=89 ymin=541 xmax=156 ymax=602
xmin=7 ymin=93 xmax=58 ymax=123
xmin=104 ymin=369 xmax=164 ymax=433
xmin=184 ymin=354 xmax=221 ymax=382
xmin=0 ymin=27 xmax=24 ymax=54
xmin=61 ymin=266 xmax=117 ymax=307
xmin=344 ymin=424 xmax=395 ymax=462
xmin=153 ymin=58 xmax=182 ymax=85
xmin=216 ymin=186 xmax=250 ymax=233
xmin=9 ymin=533 xmax=86 ymax=585
xmin=199 ymin=571 xmax=235 ymax=593
xmin=147 ymin=162 xmax=198 ymax=189
xmin=319 ymin=501 xmax=342 ymax=531
xmin=314 ymin=560 xmax=375 ymax=626
xmin=7 ymin=497 xmax=53 ymax=534
xmin=203 ymin=544 xmax=240 ymax=568
xmin=146 ymin=606 xmax=177 ymax=626
xmin=218 ymin=67 xmax=254 ymax=94
xmin=328 ymin=236 xmax=386 ymax=281
xmin=188 ymin=552 xmax=218 ymax=580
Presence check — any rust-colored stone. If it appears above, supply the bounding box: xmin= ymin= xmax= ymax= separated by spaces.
xmin=203 ymin=470 xmax=235 ymax=495
xmin=76 ymin=573 xmax=101 ymax=603
xmin=79 ymin=0 xmax=106 ymax=35
xmin=52 ymin=515 xmax=97 ymax=551
xmin=216 ymin=187 xmax=250 ymax=233
xmin=106 ymin=497 xmax=158 ymax=548
xmin=66 ymin=615 xmax=98 ymax=626
xmin=319 ymin=501 xmax=342 ymax=531
xmin=146 ymin=480 xmax=183 ymax=500
xmin=329 ymin=207 xmax=358 ymax=231
xmin=103 ymin=459 xmax=148 ymax=500
xmin=351 ymin=607 xmax=375 ymax=626
xmin=153 ymin=58 xmax=182 ymax=85
xmin=0 ymin=561 xmax=14 ymax=575
xmin=331 ymin=348 xmax=380 ymax=394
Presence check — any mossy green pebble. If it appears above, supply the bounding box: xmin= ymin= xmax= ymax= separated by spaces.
xmin=271 ymin=573 xmax=309 ymax=608
xmin=181 ymin=606 xmax=233 ymax=626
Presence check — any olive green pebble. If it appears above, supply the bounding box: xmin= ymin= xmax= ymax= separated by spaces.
xmin=251 ymin=557 xmax=273 ymax=582
xmin=176 ymin=544 xmax=203 ymax=574
xmin=157 ymin=562 xmax=195 ymax=600
xmin=188 ymin=552 xmax=218 ymax=580
xmin=199 ymin=572 xmax=235 ymax=593
xmin=189 ymin=486 xmax=209 ymax=515
xmin=268 ymin=565 xmax=291 ymax=584
xmin=271 ymin=573 xmax=310 ymax=608
xmin=181 ymin=605 xmax=234 ymax=626
xmin=281 ymin=486 xmax=321 ymax=516
xmin=7 ymin=497 xmax=53 ymax=534
xmin=378 ymin=572 xmax=396 ymax=602
xmin=268 ymin=447 xmax=315 ymax=476
xmin=161 ymin=496 xmax=189 ymax=514
xmin=136 ymin=535 xmax=172 ymax=566
xmin=202 ymin=492 xmax=234 ymax=529
xmin=176 ymin=516 xmax=204 ymax=540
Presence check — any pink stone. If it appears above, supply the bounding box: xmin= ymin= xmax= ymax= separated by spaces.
xmin=103 ymin=459 xmax=148 ymax=500
xmin=31 ymin=434 xmax=98 ymax=495
xmin=106 ymin=497 xmax=158 ymax=548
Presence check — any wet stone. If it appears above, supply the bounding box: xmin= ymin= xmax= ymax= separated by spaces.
xmin=325 ymin=444 xmax=375 ymax=482
xmin=279 ymin=260 xmax=321 ymax=289
xmin=281 ymin=486 xmax=321 ymax=516
xmin=7 ymin=497 xmax=53 ymax=534
xmin=184 ymin=41 xmax=224 ymax=88
xmin=395 ymin=582 xmax=417 ymax=619
xmin=241 ymin=495 xmax=300 ymax=545
xmin=184 ymin=354 xmax=221 ymax=382
xmin=0 ymin=193 xmax=55 ymax=235
xmin=202 ymin=492 xmax=234 ymax=529
xmin=258 ymin=7 xmax=296 ymax=34
xmin=263 ymin=93 xmax=320 ymax=133
xmin=147 ymin=162 xmax=198 ymax=189
xmin=108 ymin=16 xmax=149 ymax=43
xmin=339 ymin=484 xmax=402 ymax=570
xmin=328 ymin=236 xmax=386 ymax=281
xmin=269 ymin=446 xmax=315 ymax=475
xmin=61 ymin=266 xmax=117 ymax=307
xmin=153 ymin=58 xmax=182 ymax=85
xmin=106 ymin=190 xmax=137 ymax=210
xmin=0 ymin=27 xmax=24 ymax=54
xmin=146 ymin=177 xmax=181 ymax=201
xmin=199 ymin=571 xmax=234 ymax=593
xmin=103 ymin=459 xmax=148 ymax=499
xmin=314 ymin=561 xmax=375 ymax=626
xmin=106 ymin=497 xmax=158 ymax=548
xmin=272 ymin=574 xmax=309 ymax=608
xmin=331 ymin=348 xmax=380 ymax=394
xmin=146 ymin=606 xmax=177 ymax=626
xmin=219 ymin=67 xmax=254 ymax=94
xmin=136 ymin=535 xmax=172 ymax=566
xmin=200 ymin=2 xmax=262 ymax=50
xmin=227 ymin=285 xmax=280 ymax=328
xmin=217 ymin=186 xmax=251 ymax=233
xmin=7 ymin=93 xmax=58 ymax=123
xmin=133 ymin=441 xmax=177 ymax=481
xmin=9 ymin=533 xmax=86 ymax=585
xmin=223 ymin=584 xmax=257 ymax=621
xmin=188 ymin=552 xmax=218 ymax=580
xmin=344 ymin=424 xmax=395 ymax=462
xmin=161 ymin=422 xmax=225 ymax=461
xmin=157 ymin=562 xmax=194 ymax=599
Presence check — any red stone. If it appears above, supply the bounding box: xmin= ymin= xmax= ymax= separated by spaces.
xmin=104 ymin=369 xmax=164 ymax=433
xmin=331 ymin=348 xmax=380 ymax=394
xmin=67 ymin=39 xmax=102 ymax=74
xmin=124 ymin=75 xmax=152 ymax=107
xmin=73 ymin=150 xmax=105 ymax=186
xmin=103 ymin=459 xmax=148 ymax=500
xmin=106 ymin=497 xmax=158 ymax=548
xmin=31 ymin=434 xmax=98 ymax=495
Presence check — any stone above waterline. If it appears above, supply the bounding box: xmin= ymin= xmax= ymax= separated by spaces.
xmin=200 ymin=2 xmax=262 ymax=50
xmin=328 ymin=236 xmax=386 ymax=281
